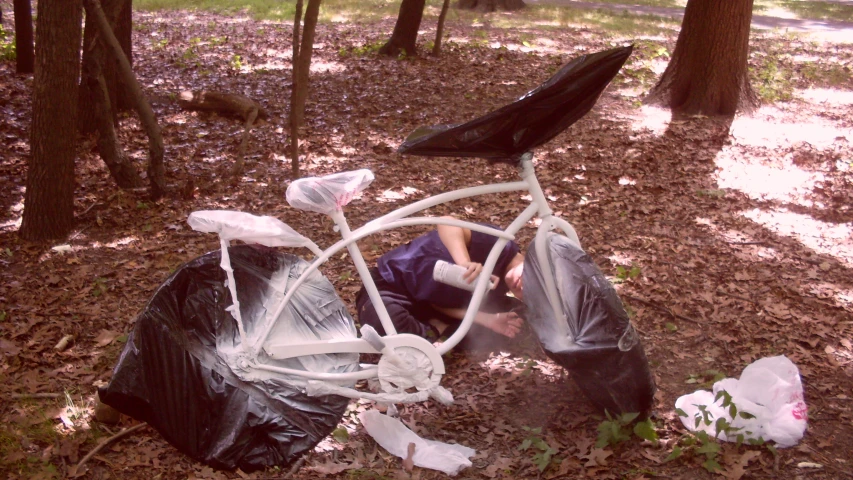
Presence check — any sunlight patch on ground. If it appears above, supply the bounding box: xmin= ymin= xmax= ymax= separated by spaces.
xmin=797 ymin=88 xmax=853 ymax=105
xmin=714 ymin=149 xmax=823 ymax=205
xmin=729 ymin=106 xmax=851 ymax=148
xmin=376 ymin=187 xmax=421 ymax=203
xmin=628 ymin=105 xmax=672 ymax=136
xmin=311 ymin=60 xmax=347 ymax=74
xmin=742 ymin=208 xmax=853 ymax=266
xmin=697 ymin=217 xmax=783 ymax=261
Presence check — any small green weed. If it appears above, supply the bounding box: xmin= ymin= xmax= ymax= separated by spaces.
xmin=230 ymin=54 xmax=243 ymax=72
xmin=614 ymin=264 xmax=641 ymax=282
xmin=92 ymin=277 xmax=109 ymax=297
xmin=339 ymin=40 xmax=384 ymax=57
xmin=519 ymin=426 xmax=558 ymax=472
xmin=596 ymin=411 xmax=658 ymax=448
xmin=0 ymin=25 xmax=16 ymax=61
xmin=670 ymin=390 xmax=775 ymax=473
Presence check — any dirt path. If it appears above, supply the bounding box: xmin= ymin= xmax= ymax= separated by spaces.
xmin=529 ymin=0 xmax=853 ymax=41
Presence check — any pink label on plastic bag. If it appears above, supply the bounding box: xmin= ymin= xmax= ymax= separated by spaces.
xmin=792 ymin=402 xmax=808 ymax=420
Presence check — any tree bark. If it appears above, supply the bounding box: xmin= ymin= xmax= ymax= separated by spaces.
xmin=291 ymin=0 xmax=321 ymax=129
xmin=20 ymin=0 xmax=83 ymax=241
xmin=379 ymin=0 xmax=426 ymax=57
xmin=85 ymin=0 xmax=166 ymax=199
xmin=13 ymin=0 xmax=35 ymax=74
xmin=457 ymin=0 xmax=525 ymax=13
xmin=644 ymin=0 xmax=757 ymax=115
xmin=79 ymin=0 xmax=130 ymax=134
xmin=85 ymin=45 xmax=144 ymax=188
xmin=432 ymin=0 xmax=451 ymax=55
xmin=114 ymin=0 xmax=134 ymax=111
xmin=289 ymin=0 xmax=304 ymax=178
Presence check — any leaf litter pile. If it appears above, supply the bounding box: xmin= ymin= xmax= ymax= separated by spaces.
xmin=1 ymin=8 xmax=852 ymax=480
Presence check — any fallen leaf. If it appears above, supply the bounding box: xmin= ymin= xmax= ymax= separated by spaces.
xmin=403 ymin=442 xmax=415 ymax=472
xmin=582 ymin=447 xmax=612 ymax=467
xmin=94 ymin=330 xmax=121 ymax=348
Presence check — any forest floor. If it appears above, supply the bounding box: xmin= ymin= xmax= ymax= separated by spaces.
xmin=1 ymin=5 xmax=853 ymax=480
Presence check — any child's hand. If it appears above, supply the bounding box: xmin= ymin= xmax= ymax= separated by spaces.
xmin=458 ymin=260 xmax=483 ymax=283
xmin=483 ymin=311 xmax=524 ymax=338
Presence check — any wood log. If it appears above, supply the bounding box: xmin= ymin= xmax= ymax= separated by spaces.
xmin=178 ymin=90 xmax=269 ymax=122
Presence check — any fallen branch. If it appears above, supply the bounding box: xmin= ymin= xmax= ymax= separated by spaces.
xmin=178 ymin=90 xmax=267 ymax=176
xmin=72 ymin=423 xmax=146 ymax=474
xmin=621 ymin=294 xmax=702 ymax=325
xmin=8 ymin=393 xmax=63 ymax=399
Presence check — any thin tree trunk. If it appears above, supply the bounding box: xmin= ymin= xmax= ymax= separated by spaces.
xmin=292 ymin=0 xmax=321 ymax=128
xmin=379 ymin=0 xmax=426 ymax=57
xmin=79 ymin=0 xmax=129 ymax=134
xmin=645 ymin=0 xmax=757 ymax=115
xmin=432 ymin=0 xmax=451 ymax=55
xmin=85 ymin=0 xmax=166 ymax=198
xmin=20 ymin=0 xmax=83 ymax=241
xmin=115 ymin=0 xmax=134 ymax=111
xmin=85 ymin=54 xmax=144 ymax=187
xmin=289 ymin=0 xmax=304 ymax=178
xmin=13 ymin=0 xmax=35 ymax=74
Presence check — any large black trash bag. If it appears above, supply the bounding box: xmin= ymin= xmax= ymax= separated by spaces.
xmin=522 ymin=234 xmax=655 ymax=416
xmin=99 ymin=244 xmax=359 ymax=471
xmin=398 ymin=45 xmax=633 ymax=163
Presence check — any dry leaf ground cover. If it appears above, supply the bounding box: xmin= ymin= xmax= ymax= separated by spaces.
xmin=1 ymin=5 xmax=852 ymax=480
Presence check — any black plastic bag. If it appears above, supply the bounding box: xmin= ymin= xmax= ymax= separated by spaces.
xmin=398 ymin=45 xmax=633 ymax=163
xmin=99 ymin=244 xmax=359 ymax=471
xmin=522 ymin=234 xmax=655 ymax=416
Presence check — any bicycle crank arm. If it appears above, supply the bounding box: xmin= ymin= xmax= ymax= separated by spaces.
xmin=264 ymin=334 xmax=446 ymax=375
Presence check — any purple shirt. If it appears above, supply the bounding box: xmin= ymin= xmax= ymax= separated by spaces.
xmin=377 ymin=226 xmax=520 ymax=309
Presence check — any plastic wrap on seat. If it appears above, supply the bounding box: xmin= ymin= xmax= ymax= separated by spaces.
xmin=99 ymin=244 xmax=359 ymax=471
xmin=398 ymin=45 xmax=633 ymax=163
xmin=188 ymin=210 xmax=311 ymax=248
xmin=286 ymin=169 xmax=375 ymax=215
xmin=522 ymin=234 xmax=655 ymax=416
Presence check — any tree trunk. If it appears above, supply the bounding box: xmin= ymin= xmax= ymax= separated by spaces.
xmin=432 ymin=0 xmax=451 ymax=56
xmin=13 ymin=0 xmax=35 ymax=74
xmin=379 ymin=0 xmax=426 ymax=57
xmin=85 ymin=0 xmax=166 ymax=199
xmin=115 ymin=0 xmax=134 ymax=111
xmin=20 ymin=0 xmax=83 ymax=241
xmin=289 ymin=0 xmax=304 ymax=178
xmin=644 ymin=0 xmax=757 ymax=115
xmin=291 ymin=0 xmax=321 ymax=129
xmin=457 ymin=0 xmax=525 ymax=13
xmin=79 ymin=0 xmax=130 ymax=134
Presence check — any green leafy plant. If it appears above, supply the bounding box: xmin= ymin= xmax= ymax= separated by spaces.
xmin=670 ymin=390 xmax=771 ymax=473
xmin=596 ymin=411 xmax=658 ymax=448
xmin=615 ymin=264 xmax=641 ymax=282
xmin=339 ymin=40 xmax=384 ymax=57
xmin=518 ymin=426 xmax=557 ymax=472
xmin=230 ymin=54 xmax=243 ymax=72
xmin=92 ymin=277 xmax=109 ymax=297
xmin=0 ymin=25 xmax=16 ymax=61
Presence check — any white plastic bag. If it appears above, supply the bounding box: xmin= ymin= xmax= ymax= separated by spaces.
xmin=675 ymin=355 xmax=807 ymax=447
xmin=358 ymin=410 xmax=475 ymax=476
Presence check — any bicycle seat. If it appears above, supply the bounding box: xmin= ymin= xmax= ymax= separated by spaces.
xmin=398 ymin=45 xmax=633 ymax=164
xmin=188 ymin=210 xmax=311 ymax=247
xmin=286 ymin=169 xmax=375 ymax=215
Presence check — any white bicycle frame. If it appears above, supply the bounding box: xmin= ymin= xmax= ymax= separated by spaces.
xmin=207 ymin=152 xmax=580 ymax=395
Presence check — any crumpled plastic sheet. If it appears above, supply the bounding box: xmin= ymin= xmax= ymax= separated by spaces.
xmin=359 ymin=410 xmax=476 ymax=476
xmin=675 ymin=355 xmax=808 ymax=447
xmin=99 ymin=244 xmax=359 ymax=471
xmin=397 ymin=45 xmax=633 ymax=164
xmin=523 ymin=233 xmax=655 ymax=416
